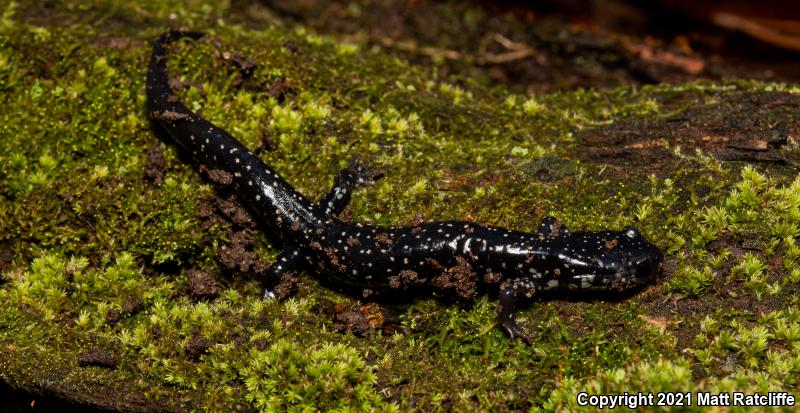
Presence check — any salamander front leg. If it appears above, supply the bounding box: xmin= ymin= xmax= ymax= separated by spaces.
xmin=262 ymin=248 xmax=301 ymax=299
xmin=498 ymin=282 xmax=534 ymax=343
xmin=314 ymin=161 xmax=383 ymax=216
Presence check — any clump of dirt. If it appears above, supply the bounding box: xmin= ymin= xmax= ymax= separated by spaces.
xmin=183 ymin=337 xmax=214 ymax=361
xmin=77 ymin=348 xmax=119 ymax=369
xmin=106 ymin=296 xmax=145 ymax=326
xmin=122 ymin=295 xmax=144 ymax=316
xmin=333 ymin=303 xmax=387 ymax=336
xmin=168 ymin=77 xmax=206 ymax=96
xmin=267 ymin=76 xmax=292 ymax=102
xmin=218 ymin=230 xmax=267 ymax=273
xmin=271 ymin=271 xmax=300 ymax=299
xmin=185 ymin=269 xmax=221 ymax=300
xmin=434 ymin=256 xmax=478 ymax=299
xmin=214 ymin=196 xmax=257 ymax=228
xmin=144 ymin=143 xmax=166 ymax=184
xmin=150 ymin=324 xmax=162 ymax=341
xmin=0 ymin=242 xmax=13 ymax=276
xmin=197 ymin=197 xmax=227 ymax=230
xmin=203 ymin=167 xmax=234 ymax=187
xmin=374 ymin=233 xmax=394 ymax=248
xmin=105 ymin=309 xmax=122 ymax=327
xmin=388 ymin=269 xmax=422 ymax=290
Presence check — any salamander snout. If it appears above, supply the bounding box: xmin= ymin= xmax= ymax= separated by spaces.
xmin=627 ymin=243 xmax=663 ymax=281
xmin=617 ymin=231 xmax=663 ymax=288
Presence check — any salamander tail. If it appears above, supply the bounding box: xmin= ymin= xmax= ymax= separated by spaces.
xmin=146 ymin=31 xmax=205 ymax=114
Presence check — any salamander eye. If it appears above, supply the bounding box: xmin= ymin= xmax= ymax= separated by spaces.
xmin=623 ymin=227 xmax=641 ymax=240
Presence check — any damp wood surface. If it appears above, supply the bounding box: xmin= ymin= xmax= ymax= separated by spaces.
xmin=1 ymin=1 xmax=800 ymax=411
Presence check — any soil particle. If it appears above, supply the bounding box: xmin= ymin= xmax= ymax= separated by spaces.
xmin=183 ymin=337 xmax=214 ymax=361
xmin=425 ymin=258 xmax=444 ymax=270
xmin=121 ymin=296 xmax=144 ymax=316
xmin=435 ymin=256 xmax=478 ymax=299
xmin=185 ymin=269 xmax=221 ymax=300
xmin=346 ymin=236 xmax=360 ymax=246
xmin=105 ymin=309 xmax=121 ymax=327
xmin=203 ymin=167 xmax=234 ymax=187
xmin=197 ymin=198 xmax=226 ymax=230
xmin=323 ymin=247 xmax=346 ymax=271
xmin=217 ymin=230 xmax=265 ymax=274
xmin=339 ymin=203 xmax=353 ymax=222
xmin=333 ymin=303 xmax=385 ymax=337
xmin=77 ymin=348 xmax=119 ymax=369
xmin=0 ymin=243 xmax=14 ymax=274
xmin=168 ymin=77 xmax=204 ymax=95
xmin=150 ymin=324 xmax=162 ymax=341
xmin=220 ymin=50 xmax=256 ymax=87
xmin=272 ymin=272 xmax=300 ymax=299
xmin=542 ymin=219 xmax=566 ymax=238
xmin=255 ymin=129 xmax=276 ymax=154
xmin=216 ymin=195 xmax=256 ymax=227
xmin=91 ymin=37 xmax=139 ymax=50
xmin=143 ymin=143 xmax=165 ymax=184
xmin=152 ymin=110 xmax=189 ymax=123
xmin=388 ymin=269 xmax=421 ymax=289
xmin=608 ymin=269 xmax=629 ymax=291
xmin=374 ymin=233 xmax=394 ymax=248
xmin=230 ymin=230 xmax=254 ymax=246
xmin=267 ymin=76 xmax=292 ymax=102
xmin=251 ymin=338 xmax=269 ymax=351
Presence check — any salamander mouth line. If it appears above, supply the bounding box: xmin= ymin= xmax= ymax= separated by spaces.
xmin=146 ymin=30 xmax=664 ymax=342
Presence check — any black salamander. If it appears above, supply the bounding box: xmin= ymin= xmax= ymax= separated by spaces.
xmin=146 ymin=31 xmax=663 ymax=341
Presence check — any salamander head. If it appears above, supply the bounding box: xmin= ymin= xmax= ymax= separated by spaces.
xmin=545 ymin=227 xmax=662 ymax=292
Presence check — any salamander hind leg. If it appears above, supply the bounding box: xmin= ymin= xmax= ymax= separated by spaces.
xmin=314 ymin=161 xmax=384 ymax=217
xmin=498 ymin=281 xmax=535 ymax=343
xmin=262 ymin=248 xmax=303 ymax=299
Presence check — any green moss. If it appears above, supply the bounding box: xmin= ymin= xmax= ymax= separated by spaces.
xmin=241 ymin=340 xmax=396 ymax=412
xmin=538 ymin=357 xmax=797 ymax=412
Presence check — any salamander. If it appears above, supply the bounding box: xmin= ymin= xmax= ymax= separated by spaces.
xmin=146 ymin=31 xmax=663 ymax=341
